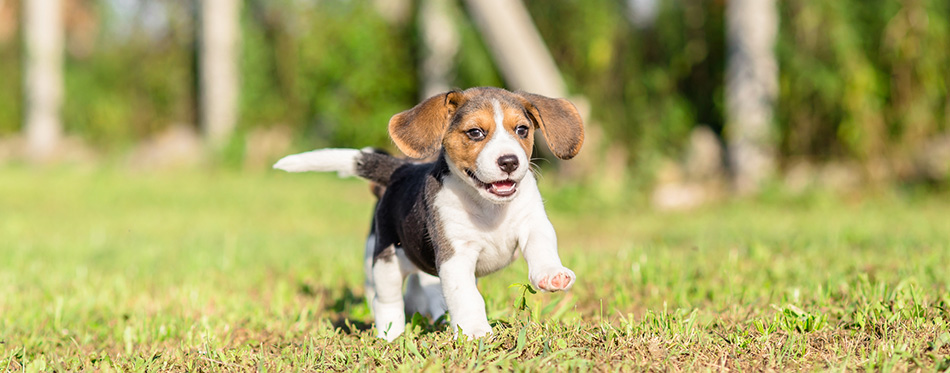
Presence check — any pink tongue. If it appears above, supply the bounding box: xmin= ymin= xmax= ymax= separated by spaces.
xmin=492 ymin=181 xmax=515 ymax=192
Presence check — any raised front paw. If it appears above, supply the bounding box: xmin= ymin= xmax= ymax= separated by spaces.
xmin=530 ymin=267 xmax=576 ymax=292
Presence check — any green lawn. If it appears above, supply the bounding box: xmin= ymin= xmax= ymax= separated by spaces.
xmin=1 ymin=166 xmax=949 ymax=371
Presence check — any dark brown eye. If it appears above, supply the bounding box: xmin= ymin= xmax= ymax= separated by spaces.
xmin=466 ymin=128 xmax=486 ymax=141
xmin=515 ymin=125 xmax=530 ymax=138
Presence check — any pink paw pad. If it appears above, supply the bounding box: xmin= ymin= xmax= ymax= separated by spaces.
xmin=549 ymin=273 xmax=572 ymax=289
xmin=536 ymin=271 xmax=574 ymax=291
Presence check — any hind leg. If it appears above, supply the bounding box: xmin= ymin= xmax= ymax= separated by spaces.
xmin=363 ymin=233 xmax=377 ymax=310
xmin=403 ymin=271 xmax=447 ymax=321
xmin=372 ymin=246 xmax=419 ymax=341
xmin=419 ymin=272 xmax=447 ymax=321
xmin=403 ymin=273 xmax=425 ymax=317
xmin=372 ymin=247 xmax=405 ymax=341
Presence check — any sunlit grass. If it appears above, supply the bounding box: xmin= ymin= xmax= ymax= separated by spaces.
xmin=1 ymin=166 xmax=949 ymax=370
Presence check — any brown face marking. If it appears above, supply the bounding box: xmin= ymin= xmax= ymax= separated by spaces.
xmin=442 ymin=102 xmax=494 ymax=173
xmin=441 ymin=96 xmax=535 ymax=176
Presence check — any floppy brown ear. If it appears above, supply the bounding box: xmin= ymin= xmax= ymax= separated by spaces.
xmin=388 ymin=90 xmax=464 ymax=159
xmin=518 ymin=92 xmax=585 ymax=160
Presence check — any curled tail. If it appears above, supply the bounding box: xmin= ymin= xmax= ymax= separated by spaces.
xmin=273 ymin=148 xmax=407 ymax=187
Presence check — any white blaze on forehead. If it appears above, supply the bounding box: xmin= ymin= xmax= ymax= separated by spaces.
xmin=492 ymin=99 xmax=505 ymax=131
xmin=489 ymin=99 xmax=515 ymax=142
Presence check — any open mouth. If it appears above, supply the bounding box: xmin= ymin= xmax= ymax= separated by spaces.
xmin=465 ymin=170 xmax=518 ymax=198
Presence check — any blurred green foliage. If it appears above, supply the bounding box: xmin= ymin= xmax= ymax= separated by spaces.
xmin=777 ymin=0 xmax=950 ymax=164
xmin=238 ymin=0 xmax=501 ymax=148
xmin=528 ymin=0 xmax=724 ymax=165
xmin=0 ymin=0 xmax=947 ymax=174
xmin=240 ymin=1 xmax=414 ymax=148
xmin=64 ymin=0 xmax=196 ymax=145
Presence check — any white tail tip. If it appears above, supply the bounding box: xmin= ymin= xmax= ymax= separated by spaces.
xmin=273 ymin=148 xmax=360 ymax=177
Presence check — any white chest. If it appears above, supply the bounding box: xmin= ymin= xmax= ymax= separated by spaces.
xmin=434 ymin=175 xmax=543 ymax=277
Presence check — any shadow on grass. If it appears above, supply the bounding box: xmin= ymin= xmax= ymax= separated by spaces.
xmin=331 ymin=317 xmax=374 ymax=334
xmin=321 ymin=286 xmax=374 ymax=334
xmin=326 ymin=286 xmax=364 ymax=313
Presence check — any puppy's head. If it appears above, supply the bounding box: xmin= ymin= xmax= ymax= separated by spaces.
xmin=389 ymin=87 xmax=584 ymax=203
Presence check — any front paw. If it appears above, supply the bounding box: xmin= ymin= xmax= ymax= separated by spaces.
xmin=530 ymin=267 xmax=576 ymax=292
xmin=455 ymin=322 xmax=492 ymax=339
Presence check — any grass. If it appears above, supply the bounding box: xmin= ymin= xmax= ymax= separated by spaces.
xmin=2 ymin=166 xmax=950 ymax=371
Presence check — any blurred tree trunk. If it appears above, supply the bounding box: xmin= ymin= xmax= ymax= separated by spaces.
xmin=199 ymin=0 xmax=241 ymax=147
xmin=725 ymin=0 xmax=778 ymax=194
xmin=23 ymin=0 xmax=64 ymax=162
xmin=461 ymin=0 xmax=566 ymax=97
xmin=373 ymin=0 xmax=411 ymax=26
xmin=418 ymin=0 xmax=460 ymax=99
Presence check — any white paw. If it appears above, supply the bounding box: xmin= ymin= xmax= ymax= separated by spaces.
xmin=374 ymin=300 xmax=406 ymax=342
xmin=455 ymin=322 xmax=493 ymax=339
xmin=376 ymin=321 xmax=406 ymax=342
xmin=530 ymin=267 xmax=576 ymax=292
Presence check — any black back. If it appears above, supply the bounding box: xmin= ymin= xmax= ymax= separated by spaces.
xmin=371 ymin=155 xmax=451 ymax=276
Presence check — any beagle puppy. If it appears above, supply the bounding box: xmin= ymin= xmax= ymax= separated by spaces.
xmin=274 ymin=87 xmax=584 ymax=341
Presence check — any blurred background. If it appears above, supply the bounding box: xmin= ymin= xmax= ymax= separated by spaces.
xmin=1 ymin=0 xmax=948 ymax=207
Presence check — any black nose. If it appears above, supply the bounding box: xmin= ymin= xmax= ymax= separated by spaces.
xmin=497 ymin=155 xmax=519 ymax=173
